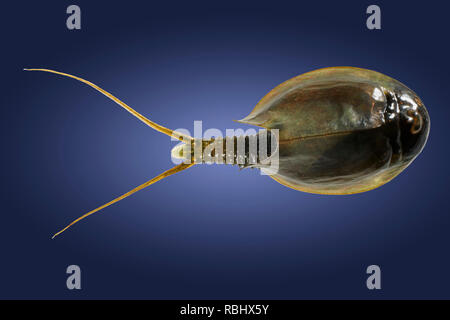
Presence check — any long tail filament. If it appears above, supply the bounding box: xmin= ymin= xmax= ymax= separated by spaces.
xmin=24 ymin=68 xmax=194 ymax=238
xmin=24 ymin=68 xmax=192 ymax=141
xmin=51 ymin=163 xmax=194 ymax=239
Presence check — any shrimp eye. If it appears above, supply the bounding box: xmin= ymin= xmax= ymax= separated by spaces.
xmin=408 ymin=109 xmax=423 ymax=134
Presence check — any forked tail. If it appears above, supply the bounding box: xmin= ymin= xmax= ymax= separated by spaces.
xmin=24 ymin=68 xmax=195 ymax=238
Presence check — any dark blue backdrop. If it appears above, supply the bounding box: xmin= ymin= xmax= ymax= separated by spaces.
xmin=2 ymin=1 xmax=449 ymax=299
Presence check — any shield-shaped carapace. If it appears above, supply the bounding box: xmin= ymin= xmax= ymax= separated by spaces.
xmin=25 ymin=67 xmax=430 ymax=238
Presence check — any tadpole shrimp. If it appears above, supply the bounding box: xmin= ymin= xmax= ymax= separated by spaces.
xmin=24 ymin=67 xmax=430 ymax=238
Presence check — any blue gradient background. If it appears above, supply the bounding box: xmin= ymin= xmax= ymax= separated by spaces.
xmin=2 ymin=1 xmax=450 ymax=299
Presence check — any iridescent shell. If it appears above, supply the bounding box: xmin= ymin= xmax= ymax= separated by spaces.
xmin=238 ymin=67 xmax=430 ymax=194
